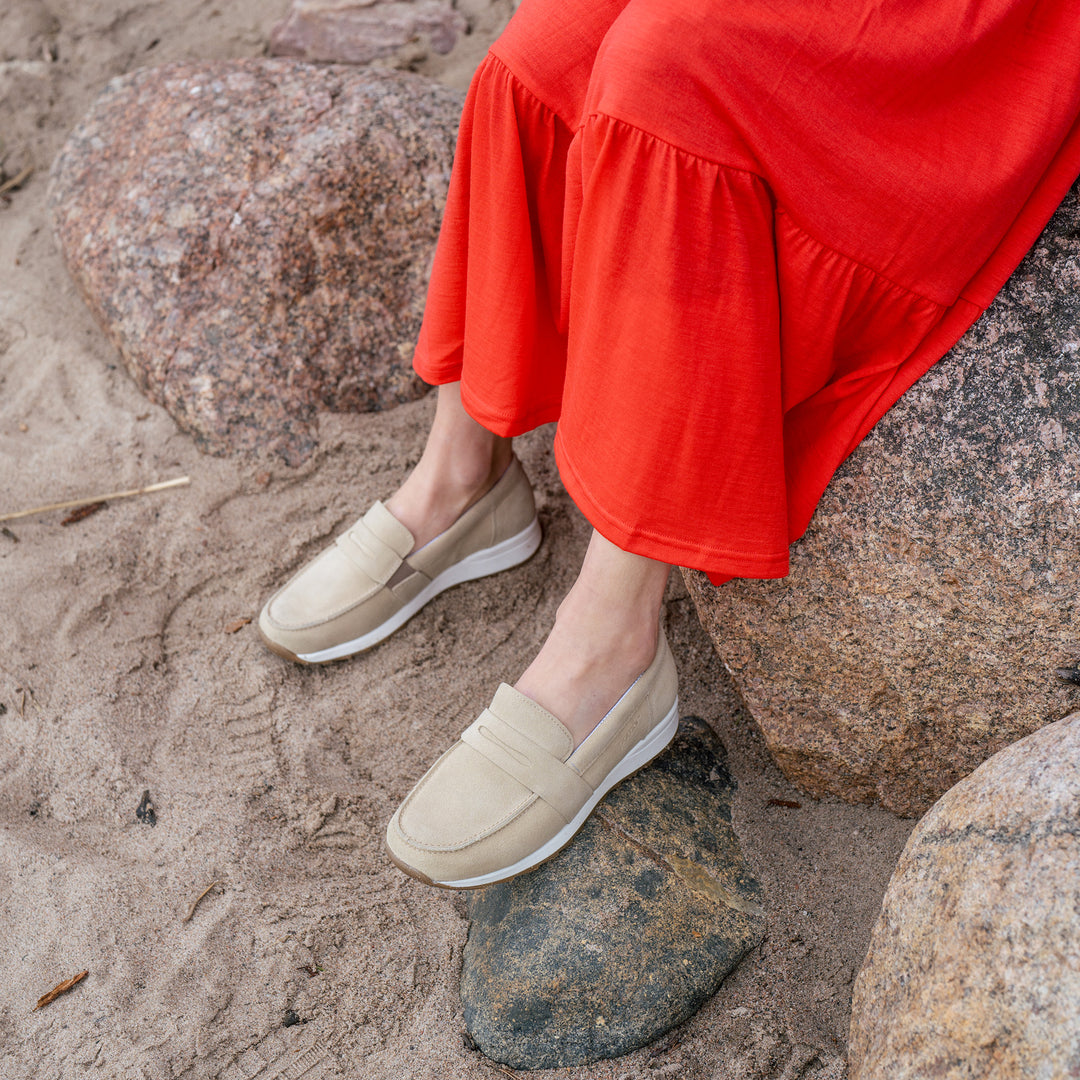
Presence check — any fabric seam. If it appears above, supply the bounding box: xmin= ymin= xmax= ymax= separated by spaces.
xmin=486 ymin=49 xmax=578 ymax=132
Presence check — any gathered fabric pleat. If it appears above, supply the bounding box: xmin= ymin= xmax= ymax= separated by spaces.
xmin=414 ymin=57 xmax=573 ymax=434
xmin=556 ymin=115 xmax=790 ymax=576
xmin=412 ymin=0 xmax=1080 ymax=583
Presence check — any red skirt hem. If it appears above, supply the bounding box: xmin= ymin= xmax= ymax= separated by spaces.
xmin=413 ymin=5 xmax=1080 ymax=585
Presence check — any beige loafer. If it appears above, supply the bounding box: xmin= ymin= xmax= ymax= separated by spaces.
xmin=258 ymin=456 xmax=541 ymax=663
xmin=385 ymin=628 xmax=679 ymax=888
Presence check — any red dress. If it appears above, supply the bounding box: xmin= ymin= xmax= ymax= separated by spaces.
xmin=412 ymin=0 xmax=1080 ymax=583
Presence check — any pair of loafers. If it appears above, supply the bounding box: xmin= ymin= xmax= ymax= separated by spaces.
xmin=258 ymin=457 xmax=679 ymax=887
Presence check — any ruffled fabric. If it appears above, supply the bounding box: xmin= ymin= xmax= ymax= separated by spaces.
xmin=555 ymin=115 xmax=791 ymax=578
xmin=414 ymin=57 xmax=572 ymax=434
xmin=412 ymin=0 xmax=1080 ymax=584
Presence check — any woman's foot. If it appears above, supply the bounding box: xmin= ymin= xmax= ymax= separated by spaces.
xmin=515 ymin=531 xmax=671 ymax=747
xmin=258 ymin=382 xmax=540 ymax=663
xmin=384 ymin=533 xmax=677 ymax=890
xmin=386 ymin=617 xmax=679 ymax=889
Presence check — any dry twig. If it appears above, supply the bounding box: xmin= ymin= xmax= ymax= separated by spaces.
xmin=0 ymin=165 xmax=33 ymax=196
xmin=33 ymin=970 xmax=88 ymax=1011
xmin=479 ymin=1061 xmax=519 ymax=1078
xmin=182 ymin=881 xmax=220 ymax=923
xmin=224 ymin=617 xmax=252 ymax=634
xmin=0 ymin=476 xmax=190 ymax=523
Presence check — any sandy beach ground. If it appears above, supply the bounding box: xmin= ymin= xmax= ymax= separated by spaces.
xmin=0 ymin=2 xmax=914 ymax=1076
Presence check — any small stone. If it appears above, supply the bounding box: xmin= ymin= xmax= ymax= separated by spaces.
xmin=269 ymin=0 xmax=467 ymax=67
xmin=849 ymin=711 xmax=1080 ymax=1079
xmin=135 ymin=789 xmax=156 ymax=827
xmin=461 ymin=716 xmax=765 ymax=1070
xmin=685 ymin=184 xmax=1080 ymax=816
xmin=49 ymin=60 xmax=464 ymax=463
xmin=1058 ymin=665 xmax=1080 ymax=686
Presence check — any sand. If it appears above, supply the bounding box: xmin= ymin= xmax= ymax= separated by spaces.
xmin=0 ymin=2 xmax=914 ymax=1076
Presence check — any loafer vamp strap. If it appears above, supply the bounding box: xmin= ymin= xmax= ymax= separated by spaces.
xmin=335 ymin=502 xmax=415 ymax=586
xmin=461 ymin=710 xmax=593 ymax=824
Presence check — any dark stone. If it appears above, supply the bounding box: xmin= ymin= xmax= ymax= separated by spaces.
xmin=686 ymin=184 xmax=1080 ymax=817
xmin=135 ymin=789 xmax=156 ymax=827
xmin=48 ymin=60 xmax=464 ymax=463
xmin=461 ymin=716 xmax=765 ymax=1070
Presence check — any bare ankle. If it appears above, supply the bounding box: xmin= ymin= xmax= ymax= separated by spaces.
xmin=385 ymin=396 xmax=512 ymax=550
xmin=553 ymin=590 xmax=658 ymax=667
xmin=440 ymin=436 xmax=512 ymax=500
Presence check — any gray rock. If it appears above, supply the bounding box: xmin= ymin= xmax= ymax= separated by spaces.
xmin=48 ymin=60 xmax=464 ymax=463
xmin=849 ymin=710 xmax=1080 ymax=1079
xmin=269 ymin=0 xmax=467 ymax=68
xmin=685 ymin=184 xmax=1080 ymax=817
xmin=461 ymin=716 xmax=765 ymax=1070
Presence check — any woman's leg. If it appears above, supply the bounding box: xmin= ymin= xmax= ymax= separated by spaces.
xmin=385 ymin=382 xmax=512 ymax=551
xmin=388 ymin=376 xmax=669 ymax=747
xmin=516 ymin=531 xmax=670 ymax=747
xmin=389 ymin=384 xmax=669 ymax=749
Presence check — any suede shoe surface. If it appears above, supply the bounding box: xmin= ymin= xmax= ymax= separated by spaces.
xmin=259 ymin=456 xmax=541 ymax=663
xmin=385 ymin=628 xmax=680 ymax=888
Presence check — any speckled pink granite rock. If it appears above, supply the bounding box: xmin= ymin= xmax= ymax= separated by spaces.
xmin=685 ymin=185 xmax=1080 ymax=817
xmin=48 ymin=60 xmax=464 ymax=462
xmin=849 ymin=711 xmax=1080 ymax=1079
xmin=269 ymin=0 xmax=467 ymax=67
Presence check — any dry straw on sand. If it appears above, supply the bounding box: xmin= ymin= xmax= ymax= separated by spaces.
xmin=0 ymin=476 xmax=190 ymax=523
